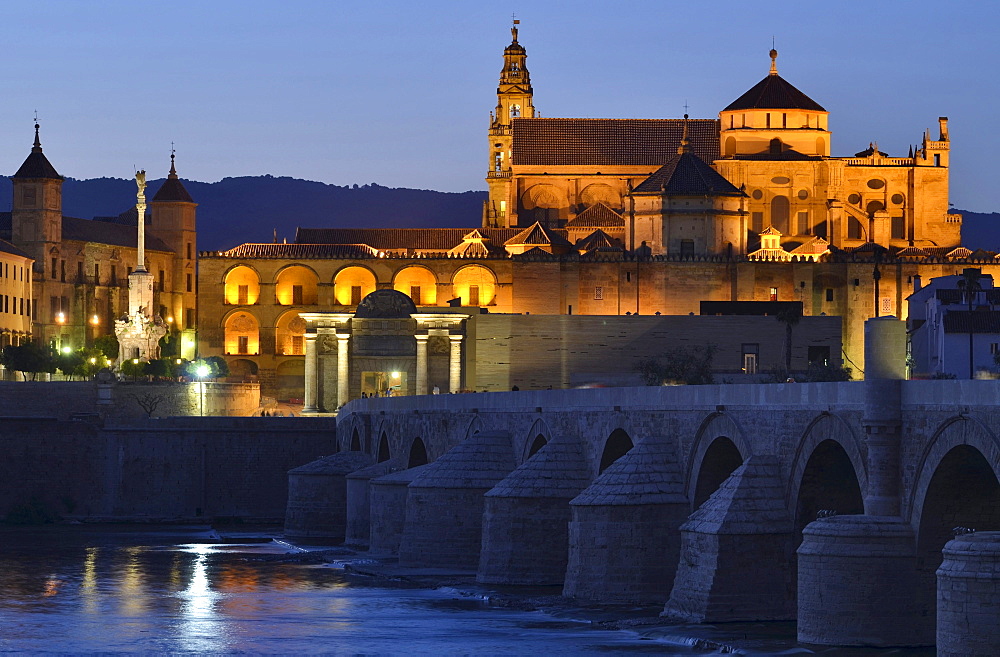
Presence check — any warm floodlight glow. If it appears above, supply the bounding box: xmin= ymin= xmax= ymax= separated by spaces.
xmin=56 ymin=312 xmax=65 ymax=324
xmin=391 ymin=371 xmax=400 ymax=378
xmin=167 ymin=316 xmax=174 ymax=324
xmin=61 ymin=346 xmax=71 ymax=354
xmin=196 ymin=365 xmax=211 ymax=378
xmin=176 ymin=358 xmax=183 ymax=365
xmin=91 ymin=314 xmax=100 ymax=325
xmin=132 ymin=358 xmax=139 ymax=365
xmin=89 ymin=357 xmax=96 ymax=365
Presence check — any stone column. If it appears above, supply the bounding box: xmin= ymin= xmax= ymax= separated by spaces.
xmin=415 ymin=334 xmax=429 ymax=395
xmin=337 ymin=334 xmax=350 ymax=408
xmin=448 ymin=334 xmax=463 ymax=393
xmin=863 ymin=316 xmax=906 ymax=516
xmin=303 ymin=331 xmax=319 ymax=413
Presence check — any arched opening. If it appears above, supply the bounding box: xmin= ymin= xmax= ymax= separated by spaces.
xmin=350 ymin=428 xmax=361 ymax=451
xmin=228 ymin=358 xmax=258 ymax=379
xmin=599 ymin=428 xmax=633 ymax=473
xmin=275 ymin=265 xmax=319 ymax=306
xmin=274 ymin=360 xmax=304 ymax=402
xmin=579 ymin=183 xmax=620 ymax=211
xmin=334 ymin=266 xmax=377 ymax=306
xmin=770 ymin=195 xmax=790 ymax=234
xmin=528 ymin=434 xmax=547 ymax=457
xmin=916 ymin=445 xmax=1000 ymax=618
xmin=377 ymin=432 xmax=389 ymax=462
xmin=724 ymin=136 xmax=737 ymax=157
xmin=224 ymin=311 xmax=259 ymax=356
xmin=769 ymin=138 xmax=783 ymax=154
xmin=815 ymin=136 xmax=826 ymax=155
xmin=408 ymin=437 xmax=428 ymax=468
xmin=452 ymin=265 xmax=497 ymax=307
xmin=224 ymin=265 xmax=260 ymax=305
xmin=393 ymin=266 xmax=438 ymax=306
xmin=693 ymin=436 xmax=744 ymax=509
xmin=866 ymin=200 xmax=885 ymax=216
xmin=794 ymin=439 xmax=864 ymax=537
xmin=274 ymin=310 xmax=307 ymax=356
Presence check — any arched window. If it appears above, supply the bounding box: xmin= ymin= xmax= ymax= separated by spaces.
xmin=770 ymin=195 xmax=790 ymax=234
xmin=224 ymin=312 xmax=259 ymax=356
xmin=452 ymin=265 xmax=497 ymax=307
xmin=275 ymin=310 xmax=306 ymax=356
xmin=408 ymin=437 xmax=428 ymax=468
xmin=334 ymin=266 xmax=377 ymax=306
xmin=224 ymin=266 xmax=260 ymax=305
xmin=769 ymin=138 xmax=783 ymax=154
xmin=275 ymin=266 xmax=318 ymax=306
xmin=393 ymin=266 xmax=438 ymax=306
xmin=724 ymin=137 xmax=737 ymax=157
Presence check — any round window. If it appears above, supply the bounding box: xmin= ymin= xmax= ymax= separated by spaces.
xmin=891 ymin=193 xmax=905 ymax=205
xmin=797 ymin=189 xmax=809 ymax=200
xmin=752 ymin=189 xmax=763 ymax=200
xmin=848 ymin=193 xmax=862 ymax=205
xmin=771 ymin=176 xmax=791 ymax=185
xmin=867 ymin=179 xmax=885 ymax=189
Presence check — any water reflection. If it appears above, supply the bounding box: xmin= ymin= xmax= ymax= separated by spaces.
xmin=176 ymin=543 xmax=225 ymax=652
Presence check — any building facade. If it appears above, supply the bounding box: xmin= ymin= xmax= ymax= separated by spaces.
xmin=1 ymin=128 xmax=197 ymax=358
xmin=198 ymin=25 xmax=988 ymax=400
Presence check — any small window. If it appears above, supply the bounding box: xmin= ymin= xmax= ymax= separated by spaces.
xmin=680 ymin=240 xmax=695 ymax=257
xmin=826 ymin=288 xmax=834 ymax=302
xmin=61 ymin=260 xmax=65 ymax=283
xmin=94 ymin=263 xmax=100 ymax=284
xmin=237 ymin=285 xmax=249 ymax=305
xmin=848 ymin=217 xmax=864 ymax=240
xmin=292 ymin=335 xmax=304 ymax=355
xmin=469 ymin=285 xmax=481 ymax=307
xmin=158 ymin=270 xmax=165 ymax=291
xmin=292 ymin=284 xmax=303 ymax=305
xmin=350 ymin=286 xmax=363 ymax=305
xmin=237 ymin=335 xmax=249 ymax=355
xmin=808 ymin=346 xmax=831 ymax=367
xmin=798 ymin=211 xmax=810 ymax=235
xmin=410 ymin=286 xmax=421 ymax=305
xmin=934 ymin=154 xmax=941 ymax=166
xmin=186 ymin=273 xmax=193 ymax=293
xmin=891 ymin=216 xmax=905 ymax=240
xmin=881 ymin=298 xmax=893 ymax=314
xmin=594 ymin=286 xmax=604 ymax=300
xmin=769 ymin=287 xmax=779 ymax=302
xmin=77 ymin=262 xmax=84 ymax=280
xmin=742 ymin=343 xmax=759 ymax=375
xmin=185 ymin=308 xmax=195 ymax=329
xmin=991 ymin=343 xmax=1000 ymax=355
xmin=186 ymin=243 xmax=192 ymax=259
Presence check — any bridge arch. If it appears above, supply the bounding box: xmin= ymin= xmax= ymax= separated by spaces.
xmin=787 ymin=412 xmax=866 ymax=525
xmin=408 ymin=436 xmax=429 ymax=468
xmin=686 ymin=412 xmax=750 ymax=510
xmin=343 ymin=414 xmax=366 ymax=452
xmin=599 ymin=428 xmax=633 ymax=473
xmin=909 ymin=415 xmax=1000 ymax=620
xmin=463 ymin=416 xmax=484 ymax=441
xmin=522 ymin=418 xmax=552 ymax=462
xmin=377 ymin=432 xmax=391 ymax=463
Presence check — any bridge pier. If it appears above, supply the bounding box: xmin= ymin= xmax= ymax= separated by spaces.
xmin=398 ymin=431 xmax=515 ymax=570
xmin=345 ymin=459 xmax=404 ymax=548
xmin=663 ymin=455 xmax=794 ymax=622
xmin=283 ymin=451 xmax=374 ymax=541
xmin=477 ymin=435 xmax=591 ymax=585
xmin=937 ymin=531 xmax=1000 ymax=656
xmin=368 ymin=464 xmax=429 ymax=556
xmin=563 ymin=436 xmax=687 ymax=604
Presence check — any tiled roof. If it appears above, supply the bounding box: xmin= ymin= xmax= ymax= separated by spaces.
xmin=294 ymin=227 xmax=521 ymax=250
xmin=505 ymin=221 xmax=572 ymax=247
xmin=895 ymin=246 xmax=931 ymax=258
xmin=731 ymin=149 xmax=824 ymax=161
xmin=566 ymin=202 xmax=624 ymax=228
xmin=62 ymin=216 xmax=173 ymax=253
xmin=943 ymin=310 xmax=1000 ymax=334
xmin=632 ymin=152 xmax=744 ymax=195
xmin=724 ymin=74 xmax=825 ymax=112
xmin=789 ymin=236 xmax=830 ymax=256
xmin=12 ymin=131 xmax=62 ymax=180
xmin=511 ymin=117 xmax=720 ymax=166
xmin=935 ymin=289 xmax=1000 ymax=306
xmin=576 ymin=229 xmax=623 ymax=252
xmin=947 ymin=247 xmax=973 ymax=259
xmin=0 ymin=238 xmax=31 ymax=259
xmin=214 ymin=243 xmax=381 ymax=259
xmin=152 ymin=175 xmax=195 ymax=203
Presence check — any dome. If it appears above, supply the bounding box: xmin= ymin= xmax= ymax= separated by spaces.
xmin=354 ymin=289 xmax=417 ymax=318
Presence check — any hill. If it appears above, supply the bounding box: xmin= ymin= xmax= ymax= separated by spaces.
xmin=0 ymin=175 xmax=488 ymax=251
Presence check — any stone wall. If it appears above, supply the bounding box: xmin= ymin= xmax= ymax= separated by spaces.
xmin=0 ymin=416 xmax=335 ymax=522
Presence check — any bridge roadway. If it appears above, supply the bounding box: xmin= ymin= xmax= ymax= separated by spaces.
xmin=326 ymin=321 xmax=1000 ymax=649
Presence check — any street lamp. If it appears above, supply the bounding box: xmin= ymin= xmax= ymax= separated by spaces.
xmin=196 ymin=364 xmax=210 ymax=417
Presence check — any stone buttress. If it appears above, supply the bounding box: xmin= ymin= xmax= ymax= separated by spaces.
xmin=284 ymin=451 xmax=374 ymax=541
xmin=368 ymin=464 xmax=429 ymax=556
xmin=477 ymin=435 xmax=591 ymax=585
xmin=345 ymin=459 xmax=405 ymax=548
xmin=663 ymin=455 xmax=794 ymax=621
xmin=936 ymin=531 xmax=1000 ymax=657
xmin=398 ymin=431 xmax=516 ymax=570
xmin=563 ymin=436 xmax=687 ymax=604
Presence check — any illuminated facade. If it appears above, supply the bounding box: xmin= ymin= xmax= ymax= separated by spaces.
xmin=1 ymin=128 xmax=197 ymax=357
xmin=199 ymin=25 xmax=986 ymax=399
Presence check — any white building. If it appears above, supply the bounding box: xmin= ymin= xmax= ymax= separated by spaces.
xmin=907 ymin=269 xmax=1000 ymax=379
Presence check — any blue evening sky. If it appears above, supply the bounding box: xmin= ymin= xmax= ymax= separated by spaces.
xmin=1 ymin=0 xmax=996 ymax=211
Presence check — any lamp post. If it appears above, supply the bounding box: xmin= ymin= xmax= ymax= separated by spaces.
xmin=196 ymin=364 xmax=210 ymax=417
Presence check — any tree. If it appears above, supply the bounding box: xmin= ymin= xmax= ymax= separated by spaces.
xmin=958 ymin=268 xmax=984 ymax=379
xmin=93 ymin=334 xmax=120 ymax=362
xmin=206 ymin=356 xmax=230 ymax=378
xmin=776 ymin=304 xmax=803 ymax=373
xmin=143 ymin=359 xmax=171 ymax=379
xmin=132 ymin=391 xmax=167 ymax=418
xmin=119 ymin=359 xmax=145 ymax=379
xmin=186 ymin=357 xmax=229 ymax=380
xmin=635 ymin=345 xmax=716 ymax=386
xmin=158 ymin=330 xmax=180 ymax=359
xmin=1 ymin=342 xmax=57 ymax=380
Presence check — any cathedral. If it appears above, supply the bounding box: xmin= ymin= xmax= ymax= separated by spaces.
xmin=198 ymin=24 xmax=982 ymax=402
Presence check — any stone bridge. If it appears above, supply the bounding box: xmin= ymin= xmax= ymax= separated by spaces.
xmin=308 ymin=318 xmax=1000 ymax=651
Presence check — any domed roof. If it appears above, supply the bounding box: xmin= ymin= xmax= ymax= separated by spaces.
xmin=354 ymin=289 xmax=417 ymax=318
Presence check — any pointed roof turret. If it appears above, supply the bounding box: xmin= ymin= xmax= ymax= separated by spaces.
xmin=151 ymin=151 xmax=195 ymax=203
xmin=724 ymin=50 xmax=825 ymax=112
xmin=633 ymin=151 xmax=744 ymax=196
xmin=677 ymin=114 xmax=693 ymax=154
xmin=12 ymin=123 xmax=62 ymax=180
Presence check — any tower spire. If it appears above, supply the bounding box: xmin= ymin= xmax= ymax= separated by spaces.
xmin=32 ymin=122 xmax=42 ymax=153
xmin=769 ymin=48 xmax=778 ymax=76
xmin=169 ymin=143 xmax=177 ymax=178
xmin=677 ymin=114 xmax=693 ymax=154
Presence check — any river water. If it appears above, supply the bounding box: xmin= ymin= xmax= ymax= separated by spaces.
xmin=0 ymin=526 xmax=932 ymax=655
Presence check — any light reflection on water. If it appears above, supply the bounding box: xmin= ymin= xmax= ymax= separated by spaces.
xmin=0 ymin=528 xmax=676 ymax=654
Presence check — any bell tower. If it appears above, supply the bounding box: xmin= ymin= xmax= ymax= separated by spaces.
xmin=484 ymin=21 xmax=535 ymax=228
xmin=11 ymin=122 xmax=63 ymax=277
